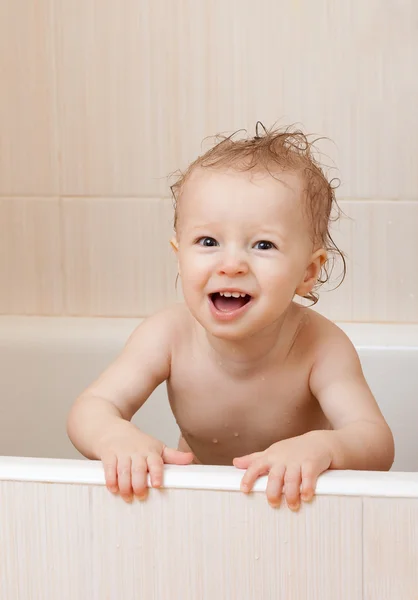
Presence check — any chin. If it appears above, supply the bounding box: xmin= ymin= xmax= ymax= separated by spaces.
xmin=205 ymin=319 xmax=259 ymax=342
xmin=209 ymin=328 xmax=248 ymax=341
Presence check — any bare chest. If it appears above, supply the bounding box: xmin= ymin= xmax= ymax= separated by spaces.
xmin=167 ymin=355 xmax=326 ymax=464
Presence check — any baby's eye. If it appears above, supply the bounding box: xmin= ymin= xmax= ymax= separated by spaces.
xmin=197 ymin=236 xmax=218 ymax=247
xmin=254 ymin=240 xmax=276 ymax=250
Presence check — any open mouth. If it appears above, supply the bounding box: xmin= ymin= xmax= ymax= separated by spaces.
xmin=209 ymin=291 xmax=252 ymax=313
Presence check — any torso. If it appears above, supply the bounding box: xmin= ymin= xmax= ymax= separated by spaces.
xmin=166 ymin=303 xmax=330 ymax=465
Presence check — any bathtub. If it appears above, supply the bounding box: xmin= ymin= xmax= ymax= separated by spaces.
xmin=0 ymin=316 xmax=418 ymax=598
xmin=0 ymin=315 xmax=417 ymax=469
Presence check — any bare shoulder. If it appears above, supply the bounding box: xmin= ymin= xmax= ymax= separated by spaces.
xmin=292 ymin=305 xmax=363 ymax=386
xmin=297 ymin=306 xmax=358 ymax=361
xmin=125 ymin=302 xmax=191 ymax=349
xmin=299 ymin=307 xmax=364 ymax=393
xmin=121 ymin=302 xmax=196 ymax=371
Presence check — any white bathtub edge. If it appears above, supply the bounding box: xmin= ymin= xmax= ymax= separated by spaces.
xmin=1 ymin=316 xmax=418 ymax=349
xmin=0 ymin=456 xmax=417 ymax=498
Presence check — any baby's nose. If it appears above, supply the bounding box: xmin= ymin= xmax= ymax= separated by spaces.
xmin=217 ymin=252 xmax=249 ymax=276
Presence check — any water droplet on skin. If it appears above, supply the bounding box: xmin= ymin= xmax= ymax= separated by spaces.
xmin=260 ymin=376 xmax=265 ymax=381
xmin=212 ymin=438 xmax=218 ymax=444
xmin=234 ymin=432 xmax=239 ymax=437
xmin=388 ymin=221 xmax=392 ymax=225
xmin=255 ymin=555 xmax=259 ymax=560
xmin=410 ymin=293 xmax=415 ymax=299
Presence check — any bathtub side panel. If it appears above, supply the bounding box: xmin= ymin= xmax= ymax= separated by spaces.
xmin=363 ymin=497 xmax=418 ymax=599
xmin=0 ymin=481 xmax=363 ymax=600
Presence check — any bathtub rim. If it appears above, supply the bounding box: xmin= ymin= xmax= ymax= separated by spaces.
xmin=1 ymin=315 xmax=417 ymax=497
xmin=0 ymin=456 xmax=417 ymax=499
xmin=0 ymin=314 xmax=417 ymax=350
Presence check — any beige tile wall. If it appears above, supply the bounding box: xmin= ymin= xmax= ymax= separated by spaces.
xmin=1 ymin=0 xmax=417 ymax=320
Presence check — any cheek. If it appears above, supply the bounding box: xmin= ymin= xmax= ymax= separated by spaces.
xmin=255 ymin=257 xmax=290 ymax=280
xmin=255 ymin=257 xmax=302 ymax=292
xmin=179 ymin=251 xmax=212 ymax=286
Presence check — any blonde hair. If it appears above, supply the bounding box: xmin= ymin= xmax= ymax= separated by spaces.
xmin=170 ymin=123 xmax=346 ymax=304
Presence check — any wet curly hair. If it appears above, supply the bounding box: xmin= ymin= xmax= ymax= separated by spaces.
xmin=170 ymin=122 xmax=346 ymax=305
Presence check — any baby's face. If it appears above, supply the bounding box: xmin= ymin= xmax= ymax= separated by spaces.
xmin=173 ymin=167 xmax=323 ymax=340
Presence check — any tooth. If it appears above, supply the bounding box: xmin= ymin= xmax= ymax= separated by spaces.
xmin=240 ymin=293 xmax=246 ymax=297
xmin=222 ymin=292 xmax=232 ymax=297
xmin=231 ymin=292 xmax=240 ymax=298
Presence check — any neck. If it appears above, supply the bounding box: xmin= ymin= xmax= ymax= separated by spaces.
xmin=202 ymin=304 xmax=299 ymax=373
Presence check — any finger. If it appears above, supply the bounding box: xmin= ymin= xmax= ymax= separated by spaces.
xmin=240 ymin=459 xmax=269 ymax=493
xmin=131 ymin=454 xmax=148 ymax=499
xmin=147 ymin=453 xmax=164 ymax=488
xmin=301 ymin=460 xmax=319 ymax=503
xmin=162 ymin=447 xmax=194 ymax=465
xmin=266 ymin=466 xmax=286 ymax=507
xmin=101 ymin=452 xmax=118 ymax=493
xmin=284 ymin=465 xmax=302 ymax=511
xmin=233 ymin=452 xmax=263 ymax=470
xmin=116 ymin=456 xmax=133 ymax=502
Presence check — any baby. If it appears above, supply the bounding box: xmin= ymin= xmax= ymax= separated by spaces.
xmin=67 ymin=124 xmax=394 ymax=511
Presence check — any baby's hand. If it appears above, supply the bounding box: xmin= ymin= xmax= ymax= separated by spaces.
xmin=233 ymin=431 xmax=333 ymax=511
xmin=96 ymin=421 xmax=194 ymax=503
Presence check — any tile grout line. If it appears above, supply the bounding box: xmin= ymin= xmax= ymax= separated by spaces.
xmin=361 ymin=498 xmax=365 ymax=600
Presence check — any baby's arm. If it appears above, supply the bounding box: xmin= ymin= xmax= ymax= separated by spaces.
xmin=234 ymin=324 xmax=394 ymax=511
xmin=309 ymin=325 xmax=395 ymax=471
xmin=67 ymin=308 xmax=193 ymax=501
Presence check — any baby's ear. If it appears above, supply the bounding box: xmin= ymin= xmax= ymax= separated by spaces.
xmin=170 ymin=237 xmax=181 ymax=277
xmin=170 ymin=237 xmax=179 ymax=253
xmin=296 ymin=249 xmax=327 ymax=296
